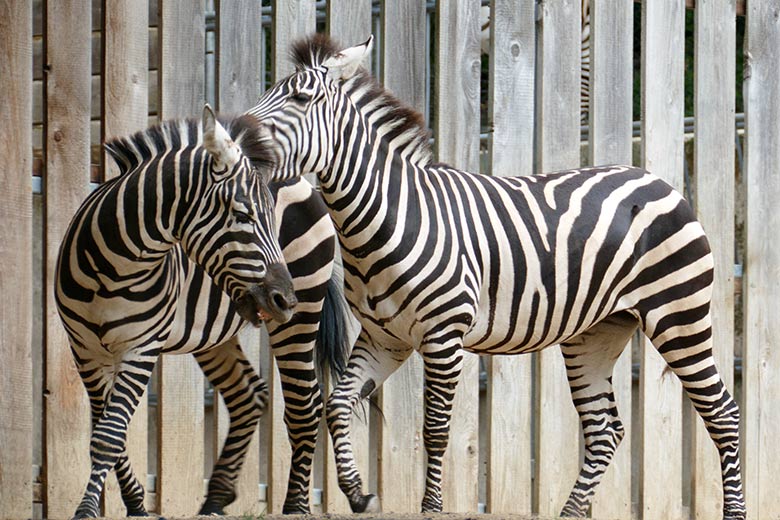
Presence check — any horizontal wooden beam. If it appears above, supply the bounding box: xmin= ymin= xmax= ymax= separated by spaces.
xmin=636 ymin=0 xmax=746 ymax=16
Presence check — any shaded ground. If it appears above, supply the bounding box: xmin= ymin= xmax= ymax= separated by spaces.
xmin=106 ymin=514 xmax=561 ymax=520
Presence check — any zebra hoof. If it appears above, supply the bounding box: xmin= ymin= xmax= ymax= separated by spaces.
xmin=350 ymin=493 xmax=380 ymax=513
xmin=198 ymin=502 xmax=225 ymax=516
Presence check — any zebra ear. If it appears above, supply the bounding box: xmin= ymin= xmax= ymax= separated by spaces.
xmin=323 ymin=35 xmax=373 ymax=81
xmin=202 ymin=103 xmax=240 ymax=173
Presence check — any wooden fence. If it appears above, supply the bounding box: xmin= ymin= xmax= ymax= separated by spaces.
xmin=1 ymin=1 xmax=777 ymax=519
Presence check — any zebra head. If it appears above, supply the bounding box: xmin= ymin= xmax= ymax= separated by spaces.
xmin=185 ymin=105 xmax=297 ymax=325
xmin=248 ymin=34 xmax=374 ymax=181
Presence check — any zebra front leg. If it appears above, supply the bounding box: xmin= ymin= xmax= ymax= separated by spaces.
xmin=419 ymin=342 xmax=465 ymax=513
xmin=558 ymin=312 xmax=638 ymax=518
xmin=195 ymin=339 xmax=270 ymax=516
xmin=73 ymin=351 xmax=156 ymax=519
xmin=274 ymin=351 xmax=323 ymax=514
xmin=326 ymin=332 xmax=412 ymax=513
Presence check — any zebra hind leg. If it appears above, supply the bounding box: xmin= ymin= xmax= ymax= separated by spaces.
xmin=641 ymin=303 xmax=746 ymax=520
xmin=325 ymin=332 xmax=412 ymax=514
xmin=73 ymin=351 xmax=156 ymax=519
xmin=195 ymin=338 xmax=269 ymax=516
xmin=559 ymin=311 xmax=638 ymax=518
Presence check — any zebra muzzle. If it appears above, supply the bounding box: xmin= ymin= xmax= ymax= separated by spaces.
xmin=235 ymin=263 xmax=297 ymax=325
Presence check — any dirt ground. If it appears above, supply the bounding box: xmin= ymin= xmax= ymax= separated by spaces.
xmin=131 ymin=514 xmax=561 ymax=520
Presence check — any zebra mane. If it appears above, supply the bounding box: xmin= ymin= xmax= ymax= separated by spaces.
xmin=104 ymin=115 xmax=275 ymax=176
xmin=291 ymin=33 xmax=433 ymax=166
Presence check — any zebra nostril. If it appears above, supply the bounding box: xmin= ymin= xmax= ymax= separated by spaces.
xmin=271 ymin=291 xmax=296 ymax=311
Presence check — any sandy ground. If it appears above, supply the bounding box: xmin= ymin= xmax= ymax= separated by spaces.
xmin=101 ymin=514 xmax=562 ymax=520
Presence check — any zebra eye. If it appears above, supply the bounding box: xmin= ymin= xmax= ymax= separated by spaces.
xmin=234 ymin=211 xmax=253 ymax=224
xmin=290 ymin=92 xmax=311 ymax=104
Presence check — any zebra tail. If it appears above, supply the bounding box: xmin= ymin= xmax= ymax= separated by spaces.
xmin=315 ymin=273 xmax=352 ymax=382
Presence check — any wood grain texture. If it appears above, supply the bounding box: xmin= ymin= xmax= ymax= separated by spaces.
xmin=158 ymin=0 xmax=205 ymax=120
xmin=640 ymin=2 xmax=685 ymax=519
xmin=376 ymin=1 xmax=428 ymax=512
xmin=272 ymin=0 xmax=316 ymax=82
xmin=327 ymin=0 xmax=372 ymax=54
xmin=587 ymin=1 xmax=634 ymax=518
xmin=742 ymin=1 xmax=780 ymax=517
xmin=0 ymin=2 xmax=34 ymax=518
xmin=381 ymin=0 xmax=427 ymax=114
xmin=100 ymin=27 xmax=150 ymax=506
xmin=434 ymin=0 xmax=481 ymax=512
xmin=156 ymin=1 xmax=206 ymax=516
xmin=534 ymin=0 xmax=582 ymax=516
xmin=42 ymin=1 xmax=94 ymax=518
xmin=216 ymin=0 xmax=264 ymax=113
xmin=102 ymin=0 xmax=149 ymax=180
xmin=485 ymin=3 xmax=535 ymax=511
xmin=691 ymin=1 xmax=736 ymax=518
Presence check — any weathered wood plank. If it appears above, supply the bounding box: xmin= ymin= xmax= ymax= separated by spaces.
xmin=376 ymin=1 xmax=428 ymax=512
xmin=534 ymin=0 xmax=582 ymax=516
xmin=640 ymin=2 xmax=685 ymax=519
xmin=212 ymin=2 xmax=265 ymax=514
xmin=33 ymin=28 xmax=159 ymax=81
xmin=434 ymin=0 xmax=481 ymax=512
xmin=742 ymin=1 xmax=780 ymax=517
xmin=272 ymin=0 xmax=316 ymax=82
xmin=484 ymin=2 xmax=535 ymax=511
xmin=327 ymin=0 xmax=372 ymax=56
xmin=587 ymin=1 xmax=634 ymax=518
xmin=156 ymin=1 xmax=206 ymax=516
xmin=691 ymin=1 xmax=736 ymax=518
xmin=0 ymin=2 xmax=34 ymax=518
xmin=101 ymin=0 xmax=149 ymax=179
xmin=42 ymin=1 xmax=94 ymax=518
xmin=100 ymin=2 xmax=150 ymax=514
xmin=216 ymin=0 xmax=264 ymax=113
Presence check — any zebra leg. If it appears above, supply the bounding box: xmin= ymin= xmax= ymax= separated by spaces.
xmin=558 ymin=311 xmax=638 ymax=518
xmin=325 ymin=331 xmax=412 ymax=513
xmin=195 ymin=338 xmax=270 ymax=516
xmin=641 ymin=302 xmax=746 ymax=520
xmin=73 ymin=350 xmax=156 ymax=519
xmin=419 ymin=342 xmax=465 ymax=513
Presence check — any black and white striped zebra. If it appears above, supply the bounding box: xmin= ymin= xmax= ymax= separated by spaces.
xmin=247 ymin=35 xmax=746 ymax=520
xmin=55 ymin=105 xmax=350 ymax=518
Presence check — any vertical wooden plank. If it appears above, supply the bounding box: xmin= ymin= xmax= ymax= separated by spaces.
xmin=691 ymin=1 xmax=736 ymax=518
xmin=102 ymin=0 xmax=149 ymax=178
xmin=100 ymin=1 xmax=150 ymax=515
xmin=640 ymin=2 xmax=685 ymax=519
xmin=216 ymin=0 xmax=263 ymax=114
xmin=434 ymin=0 xmax=481 ymax=512
xmin=272 ymin=0 xmax=316 ymax=81
xmin=267 ymin=4 xmax=315 ymax=511
xmin=327 ymin=0 xmax=372 ymax=51
xmin=742 ymin=1 xmax=780 ymax=518
xmin=213 ymin=2 xmax=264 ymax=514
xmin=0 ymin=2 xmax=33 ymax=518
xmin=485 ymin=1 xmax=535 ymax=513
xmin=42 ymin=1 xmax=93 ymax=518
xmin=377 ymin=0 xmax=427 ymax=511
xmin=323 ymin=2 xmax=373 ymax=513
xmin=587 ymin=1 xmax=633 ymax=518
xmin=534 ymin=0 xmax=581 ymax=516
xmin=156 ymin=1 xmax=206 ymax=516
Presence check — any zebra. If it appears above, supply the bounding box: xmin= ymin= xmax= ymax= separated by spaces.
xmin=55 ymin=105 xmax=351 ymax=518
xmin=247 ymin=34 xmax=746 ymax=520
